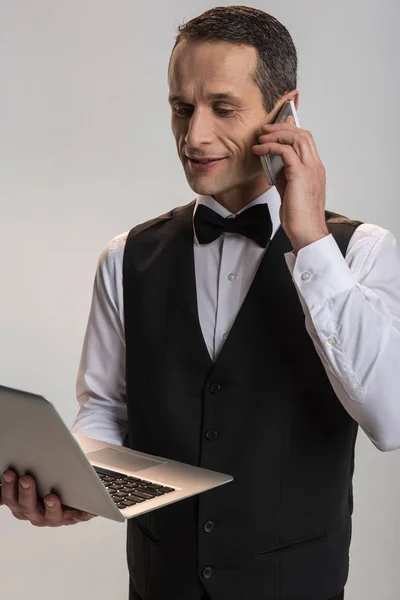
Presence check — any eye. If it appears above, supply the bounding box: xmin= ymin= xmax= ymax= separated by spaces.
xmin=173 ymin=107 xmax=191 ymax=117
xmin=172 ymin=106 xmax=234 ymax=117
xmin=214 ymin=109 xmax=233 ymax=116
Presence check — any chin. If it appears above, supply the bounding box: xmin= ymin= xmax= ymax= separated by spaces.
xmin=187 ymin=182 xmax=225 ymax=197
xmin=185 ymin=173 xmax=228 ymax=195
xmin=182 ymin=162 xmax=230 ymax=195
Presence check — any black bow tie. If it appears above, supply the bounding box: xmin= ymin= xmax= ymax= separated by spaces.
xmin=194 ymin=203 xmax=273 ymax=248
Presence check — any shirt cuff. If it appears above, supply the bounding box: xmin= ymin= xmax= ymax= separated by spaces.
xmin=284 ymin=233 xmax=357 ymax=311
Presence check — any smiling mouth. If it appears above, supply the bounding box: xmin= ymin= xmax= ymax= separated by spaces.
xmin=187 ymin=157 xmax=226 ymax=163
xmin=187 ymin=157 xmax=227 ymax=172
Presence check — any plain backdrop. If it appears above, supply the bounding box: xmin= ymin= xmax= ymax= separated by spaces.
xmin=1 ymin=1 xmax=399 ymax=599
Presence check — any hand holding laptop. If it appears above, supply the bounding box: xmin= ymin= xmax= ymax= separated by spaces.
xmin=0 ymin=385 xmax=232 ymax=523
xmin=1 ymin=470 xmax=95 ymax=527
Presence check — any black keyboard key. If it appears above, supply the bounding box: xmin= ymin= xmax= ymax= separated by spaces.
xmin=128 ymin=489 xmax=156 ymax=500
xmin=119 ymin=499 xmax=137 ymax=507
xmin=127 ymin=494 xmax=147 ymax=503
xmin=144 ymin=488 xmax=165 ymax=496
xmin=137 ymin=487 xmax=162 ymax=497
xmin=154 ymin=486 xmax=175 ymax=493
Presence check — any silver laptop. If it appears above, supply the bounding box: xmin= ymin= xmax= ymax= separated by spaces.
xmin=0 ymin=385 xmax=233 ymax=522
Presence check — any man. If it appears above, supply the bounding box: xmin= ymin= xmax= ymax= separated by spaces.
xmin=2 ymin=5 xmax=400 ymax=600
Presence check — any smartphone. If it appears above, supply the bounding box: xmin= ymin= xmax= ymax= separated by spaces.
xmin=259 ymin=99 xmax=300 ymax=186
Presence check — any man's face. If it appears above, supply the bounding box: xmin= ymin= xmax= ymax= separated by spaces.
xmin=168 ymin=40 xmax=295 ymax=210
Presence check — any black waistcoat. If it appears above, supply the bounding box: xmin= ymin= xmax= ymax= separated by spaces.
xmin=122 ymin=200 xmax=363 ymax=600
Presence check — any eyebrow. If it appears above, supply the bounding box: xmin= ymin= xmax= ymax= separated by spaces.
xmin=168 ymin=92 xmax=243 ymax=105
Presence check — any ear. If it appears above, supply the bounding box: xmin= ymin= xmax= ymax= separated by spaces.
xmin=281 ymin=91 xmax=299 ymax=111
xmin=271 ymin=90 xmax=299 ymax=119
xmin=291 ymin=91 xmax=300 ymax=111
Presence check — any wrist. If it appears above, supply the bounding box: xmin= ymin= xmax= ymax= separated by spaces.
xmin=290 ymin=229 xmax=330 ymax=256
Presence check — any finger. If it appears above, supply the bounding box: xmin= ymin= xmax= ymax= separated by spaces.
xmin=12 ymin=511 xmax=31 ymax=521
xmin=64 ymin=509 xmax=95 ymax=523
xmin=2 ymin=472 xmax=35 ymax=521
xmin=76 ymin=511 xmax=96 ymax=521
xmin=17 ymin=475 xmax=46 ymax=522
xmin=253 ymin=141 xmax=300 ymax=171
xmin=257 ymin=131 xmax=315 ymax=166
xmin=1 ymin=471 xmax=20 ymax=510
xmin=61 ymin=504 xmax=96 ymax=518
xmin=261 ymin=122 xmax=321 ymax=164
xmin=296 ymin=128 xmax=320 ymax=163
xmin=61 ymin=515 xmax=89 ymax=527
xmin=43 ymin=494 xmax=64 ymax=525
xmin=68 ymin=514 xmax=91 ymax=525
xmin=64 ymin=519 xmax=83 ymax=526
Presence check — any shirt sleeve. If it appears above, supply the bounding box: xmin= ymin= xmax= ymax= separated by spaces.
xmin=70 ymin=233 xmax=128 ymax=446
xmin=284 ymin=225 xmax=400 ymax=452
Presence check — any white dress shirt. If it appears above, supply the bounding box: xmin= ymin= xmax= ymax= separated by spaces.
xmin=71 ymin=186 xmax=400 ymax=452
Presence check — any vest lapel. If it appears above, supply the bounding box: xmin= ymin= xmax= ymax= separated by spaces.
xmin=211 ymin=222 xmax=294 ymax=367
xmin=173 ymin=201 xmax=214 ymax=370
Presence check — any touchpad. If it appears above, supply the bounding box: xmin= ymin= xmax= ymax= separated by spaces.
xmin=86 ymin=448 xmax=166 ymax=473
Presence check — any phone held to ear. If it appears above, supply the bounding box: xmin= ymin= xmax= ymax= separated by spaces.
xmin=259 ymin=99 xmax=300 ymax=186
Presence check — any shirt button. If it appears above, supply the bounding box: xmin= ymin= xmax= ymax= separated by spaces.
xmin=205 ymin=430 xmax=218 ymax=440
xmin=301 ymin=271 xmax=311 ymax=281
xmin=228 ymin=272 xmax=236 ymax=281
xmin=202 ymin=567 xmax=213 ymax=579
xmin=203 ymin=520 xmax=215 ymax=533
xmin=223 ymin=332 xmax=229 ymax=340
xmin=326 ymin=338 xmax=337 ymax=347
xmin=209 ymin=383 xmax=221 ymax=394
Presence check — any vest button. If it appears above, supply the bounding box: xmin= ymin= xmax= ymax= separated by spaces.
xmin=205 ymin=430 xmax=218 ymax=440
xmin=203 ymin=520 xmax=215 ymax=533
xmin=202 ymin=566 xmax=213 ymax=579
xmin=209 ymin=382 xmax=221 ymax=394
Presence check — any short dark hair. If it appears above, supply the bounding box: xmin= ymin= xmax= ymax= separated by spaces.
xmin=169 ymin=5 xmax=298 ymax=114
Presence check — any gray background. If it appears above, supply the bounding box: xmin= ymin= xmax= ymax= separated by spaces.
xmin=0 ymin=1 xmax=399 ymax=598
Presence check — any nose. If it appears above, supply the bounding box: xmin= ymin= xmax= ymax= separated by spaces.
xmin=184 ymin=107 xmax=215 ymax=150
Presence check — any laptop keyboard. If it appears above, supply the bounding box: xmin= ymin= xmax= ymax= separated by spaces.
xmin=93 ymin=466 xmax=176 ymax=511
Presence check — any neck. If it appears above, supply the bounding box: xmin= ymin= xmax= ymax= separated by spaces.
xmin=211 ymin=178 xmax=273 ymax=214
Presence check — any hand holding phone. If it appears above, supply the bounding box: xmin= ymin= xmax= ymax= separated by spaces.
xmin=259 ymin=100 xmax=300 ymax=186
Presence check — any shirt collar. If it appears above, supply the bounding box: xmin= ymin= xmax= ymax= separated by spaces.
xmin=192 ymin=186 xmax=282 ymax=246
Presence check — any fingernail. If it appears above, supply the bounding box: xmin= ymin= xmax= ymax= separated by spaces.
xmin=45 ymin=499 xmax=55 ymax=508
xmin=3 ymin=473 xmax=13 ymax=483
xmin=20 ymin=480 xmax=30 ymax=489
